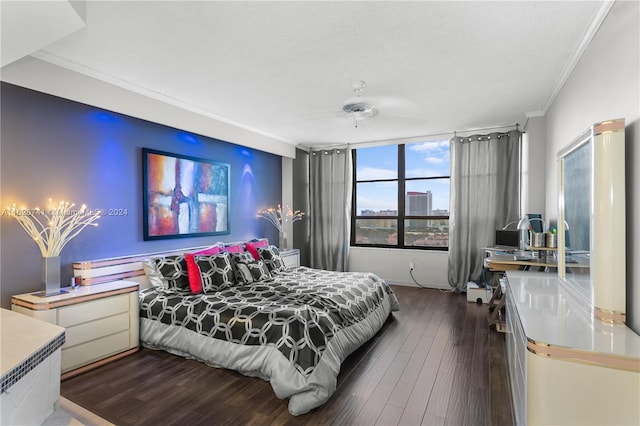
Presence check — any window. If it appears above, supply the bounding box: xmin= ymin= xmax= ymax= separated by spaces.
xmin=351 ymin=141 xmax=450 ymax=249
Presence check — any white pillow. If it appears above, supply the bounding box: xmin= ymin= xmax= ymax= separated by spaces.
xmin=142 ymin=259 xmax=166 ymax=288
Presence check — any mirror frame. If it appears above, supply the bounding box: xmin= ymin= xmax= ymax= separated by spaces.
xmin=557 ymin=119 xmax=626 ymax=321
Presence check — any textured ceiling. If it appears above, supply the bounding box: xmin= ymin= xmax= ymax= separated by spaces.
xmin=11 ymin=1 xmax=607 ymax=148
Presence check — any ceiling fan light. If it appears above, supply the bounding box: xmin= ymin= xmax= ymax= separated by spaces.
xmin=339 ymin=80 xmax=378 ymax=127
xmin=342 ymin=101 xmax=376 ymax=116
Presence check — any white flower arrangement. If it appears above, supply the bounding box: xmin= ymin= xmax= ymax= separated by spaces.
xmin=257 ymin=204 xmax=304 ymax=232
xmin=5 ymin=199 xmax=101 ymax=257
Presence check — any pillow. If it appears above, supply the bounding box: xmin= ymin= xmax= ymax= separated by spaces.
xmin=195 ymin=252 xmax=235 ymax=293
xmin=194 ymin=244 xmax=223 ymax=256
xmin=245 ymin=239 xmax=269 ymax=260
xmin=235 ymin=260 xmax=271 ymax=284
xmin=222 ymin=243 xmax=244 ymax=254
xmin=229 ymin=251 xmax=255 ymax=265
xmin=229 ymin=251 xmax=258 ymax=283
xmin=183 ymin=245 xmax=223 ymax=294
xmin=142 ymin=259 xmax=166 ymax=288
xmin=257 ymin=245 xmax=287 ymax=272
xmin=184 ymin=253 xmax=203 ymax=294
xmin=152 ymin=255 xmax=190 ymax=290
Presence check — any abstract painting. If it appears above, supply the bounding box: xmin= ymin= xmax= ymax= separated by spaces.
xmin=143 ymin=148 xmax=230 ymax=240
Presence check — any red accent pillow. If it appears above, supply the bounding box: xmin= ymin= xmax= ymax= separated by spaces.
xmin=245 ymin=239 xmax=268 ymax=260
xmin=222 ymin=244 xmax=244 ymax=254
xmin=184 ymin=253 xmax=203 ymax=294
xmin=195 ymin=245 xmax=223 ymax=256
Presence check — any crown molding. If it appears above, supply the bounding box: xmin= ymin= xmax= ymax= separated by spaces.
xmin=542 ymin=1 xmax=616 ymax=114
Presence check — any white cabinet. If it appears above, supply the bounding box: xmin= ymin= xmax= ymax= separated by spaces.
xmin=280 ymin=248 xmax=300 ymax=268
xmin=504 ymin=279 xmax=527 ymax=426
xmin=505 ymin=271 xmax=640 ymax=425
xmin=11 ymin=280 xmax=139 ymax=379
xmin=1 ymin=309 xmax=65 ymax=425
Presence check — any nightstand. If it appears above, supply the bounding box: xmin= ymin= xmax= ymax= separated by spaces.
xmin=280 ymin=248 xmax=300 ymax=267
xmin=11 ymin=280 xmax=139 ymax=379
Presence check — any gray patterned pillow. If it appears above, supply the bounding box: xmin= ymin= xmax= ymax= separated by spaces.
xmin=195 ymin=252 xmax=234 ymax=293
xmin=153 ymin=255 xmax=190 ymax=290
xmin=230 ymin=251 xmax=258 ymax=283
xmin=229 ymin=252 xmax=255 ymax=265
xmin=257 ymin=245 xmax=286 ymax=272
xmin=235 ymin=260 xmax=271 ymax=284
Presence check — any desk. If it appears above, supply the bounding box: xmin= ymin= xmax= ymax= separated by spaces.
xmin=486 ymin=254 xmax=590 ymax=272
xmin=486 ymin=254 xmax=556 ymax=271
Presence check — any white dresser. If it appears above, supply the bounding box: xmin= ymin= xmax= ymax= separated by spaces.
xmin=12 ymin=280 xmax=139 ymax=379
xmin=505 ymin=271 xmax=640 ymax=425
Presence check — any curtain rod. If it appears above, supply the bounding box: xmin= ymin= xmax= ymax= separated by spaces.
xmin=454 ymin=122 xmax=520 ymax=138
xmin=304 ymin=123 xmax=521 ymax=150
xmin=308 ymin=144 xmax=350 ymax=153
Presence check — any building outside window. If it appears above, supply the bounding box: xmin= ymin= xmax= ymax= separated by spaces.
xmin=351 ymin=140 xmax=450 ymax=249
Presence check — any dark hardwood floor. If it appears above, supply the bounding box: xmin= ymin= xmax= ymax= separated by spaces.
xmin=61 ymin=285 xmax=513 ymax=425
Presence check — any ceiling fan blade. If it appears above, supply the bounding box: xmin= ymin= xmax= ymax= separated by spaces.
xmin=362 ymin=96 xmax=421 ymax=111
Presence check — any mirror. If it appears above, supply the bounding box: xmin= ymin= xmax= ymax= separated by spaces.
xmin=561 ymin=141 xmax=591 ymax=252
xmin=557 ymin=119 xmax=626 ymax=316
xmin=558 ymin=132 xmax=592 ymax=303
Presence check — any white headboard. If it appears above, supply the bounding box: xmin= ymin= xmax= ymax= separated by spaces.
xmin=73 ymin=239 xmax=269 ymax=289
xmin=72 ymin=245 xmax=211 ymax=289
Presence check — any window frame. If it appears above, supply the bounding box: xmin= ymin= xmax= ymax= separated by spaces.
xmin=351 ymin=144 xmax=450 ymax=250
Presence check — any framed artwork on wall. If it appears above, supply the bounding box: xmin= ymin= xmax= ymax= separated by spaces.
xmin=142 ymin=148 xmax=230 ymax=240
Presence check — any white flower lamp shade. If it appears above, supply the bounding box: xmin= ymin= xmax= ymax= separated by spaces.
xmin=6 ymin=199 xmax=101 ymax=296
xmin=257 ymin=205 xmax=304 ymax=249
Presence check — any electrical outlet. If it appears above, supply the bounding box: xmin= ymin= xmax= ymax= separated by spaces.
xmin=409 ymin=261 xmax=414 ymax=271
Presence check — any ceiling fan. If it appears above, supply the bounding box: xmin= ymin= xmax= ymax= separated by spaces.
xmin=339 ymin=80 xmax=378 ymax=128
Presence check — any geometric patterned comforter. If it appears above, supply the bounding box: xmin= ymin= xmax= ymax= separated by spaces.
xmin=139 ymin=266 xmax=399 ymax=415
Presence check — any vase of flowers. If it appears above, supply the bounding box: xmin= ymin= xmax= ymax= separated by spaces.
xmin=257 ymin=205 xmax=304 ymax=249
xmin=5 ymin=199 xmax=101 ymax=295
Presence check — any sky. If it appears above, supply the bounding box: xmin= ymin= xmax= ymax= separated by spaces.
xmin=355 ymin=140 xmax=450 ymax=214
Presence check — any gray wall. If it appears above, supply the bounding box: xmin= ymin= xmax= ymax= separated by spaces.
xmin=292 ymin=148 xmax=310 ymax=266
xmin=544 ymin=1 xmax=639 ymax=333
xmin=0 ymin=83 xmax=282 ymax=308
xmin=522 ymin=116 xmax=547 ymax=217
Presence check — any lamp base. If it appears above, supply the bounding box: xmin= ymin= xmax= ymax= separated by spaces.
xmin=42 ymin=256 xmax=62 ymax=296
xmin=32 ymin=289 xmax=69 ymax=298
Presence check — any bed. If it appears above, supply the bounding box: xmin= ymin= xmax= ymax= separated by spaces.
xmin=137 ymin=247 xmax=399 ymax=416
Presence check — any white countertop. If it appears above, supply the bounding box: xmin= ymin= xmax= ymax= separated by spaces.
xmin=1 ymin=308 xmax=65 ymax=377
xmin=11 ymin=280 xmax=139 ymax=306
xmin=506 ymin=271 xmax=640 ymax=360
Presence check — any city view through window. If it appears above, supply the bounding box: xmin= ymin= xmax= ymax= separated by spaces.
xmin=353 ymin=141 xmax=450 ymax=248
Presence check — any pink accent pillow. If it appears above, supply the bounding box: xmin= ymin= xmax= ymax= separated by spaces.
xmin=245 ymin=239 xmax=268 ymax=260
xmin=184 ymin=253 xmax=203 ymax=294
xmin=222 ymin=244 xmax=244 ymax=254
xmin=195 ymin=245 xmax=223 ymax=256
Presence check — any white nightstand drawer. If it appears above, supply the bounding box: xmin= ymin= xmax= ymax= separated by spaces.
xmin=12 ymin=281 xmax=139 ymax=379
xmin=62 ymin=330 xmax=130 ymax=372
xmin=58 ymin=293 xmax=129 ymax=327
xmin=64 ymin=312 xmax=130 ymax=348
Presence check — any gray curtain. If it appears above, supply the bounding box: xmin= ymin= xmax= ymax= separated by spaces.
xmin=309 ymin=148 xmax=352 ymax=271
xmin=448 ymin=130 xmax=521 ymax=291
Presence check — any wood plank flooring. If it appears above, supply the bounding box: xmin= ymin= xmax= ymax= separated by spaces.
xmin=61 ymin=285 xmax=513 ymax=425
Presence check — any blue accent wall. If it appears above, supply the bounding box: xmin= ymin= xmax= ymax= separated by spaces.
xmin=0 ymin=82 xmax=281 ymax=308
